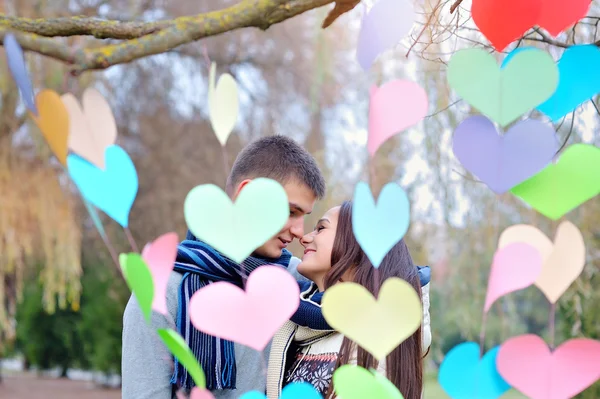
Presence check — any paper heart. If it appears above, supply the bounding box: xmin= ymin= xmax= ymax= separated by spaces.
xmin=511 ymin=144 xmax=600 ymax=220
xmin=368 ymin=80 xmax=428 ymax=156
xmin=484 ymin=242 xmax=542 ymax=312
xmin=62 ymin=88 xmax=117 ymax=169
xmin=438 ymin=342 xmax=510 ymax=399
xmin=333 ymin=365 xmax=403 ymax=399
xmin=447 ymin=48 xmax=558 ymax=127
xmin=67 ymin=145 xmax=139 ymax=227
xmin=4 ymin=33 xmax=37 ymax=114
xmin=497 ymin=334 xmax=600 ymax=399
xmin=352 ymin=182 xmax=410 ymax=268
xmin=142 ymin=232 xmax=178 ymax=315
xmin=498 ymin=222 xmax=586 ymax=303
xmin=452 ymin=115 xmax=558 ymax=194
xmin=119 ymin=253 xmax=154 ymax=322
xmin=190 ymin=388 xmax=215 ymax=399
xmin=189 ymin=266 xmax=299 ymax=351
xmin=537 ymin=45 xmax=600 ymax=122
xmin=471 ymin=0 xmax=543 ymax=51
xmin=322 ymin=278 xmax=421 ymax=360
xmin=356 ymin=0 xmax=415 ymax=71
xmin=240 ymin=382 xmax=322 ymax=399
xmin=32 ymin=90 xmax=70 ymax=166
xmin=157 ymin=329 xmax=206 ymax=388
xmin=183 ymin=178 xmax=288 ymax=263
xmin=538 ymin=0 xmax=591 ymax=37
xmin=208 ymin=62 xmax=239 ymax=146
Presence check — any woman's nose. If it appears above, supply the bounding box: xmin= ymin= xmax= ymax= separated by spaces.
xmin=300 ymin=232 xmax=314 ymax=247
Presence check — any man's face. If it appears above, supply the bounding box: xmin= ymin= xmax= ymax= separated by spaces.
xmin=238 ymin=179 xmax=317 ymax=259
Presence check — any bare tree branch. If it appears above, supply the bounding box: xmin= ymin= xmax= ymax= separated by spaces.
xmin=0 ymin=0 xmax=335 ymax=75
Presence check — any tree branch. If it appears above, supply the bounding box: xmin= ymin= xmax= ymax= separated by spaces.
xmin=0 ymin=0 xmax=335 ymax=75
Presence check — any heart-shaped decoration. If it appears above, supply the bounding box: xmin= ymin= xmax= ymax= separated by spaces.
xmin=438 ymin=342 xmax=510 ymax=399
xmin=471 ymin=0 xmax=543 ymax=51
xmin=208 ymin=62 xmax=239 ymax=146
xmin=368 ymin=80 xmax=428 ymax=156
xmin=537 ymin=45 xmax=600 ymax=122
xmin=447 ymin=48 xmax=558 ymax=127
xmin=498 ymin=222 xmax=586 ymax=303
xmin=189 ymin=266 xmax=299 ymax=351
xmin=322 ymin=278 xmax=421 ymax=360
xmin=452 ymin=115 xmax=558 ymax=194
xmin=67 ymin=145 xmax=139 ymax=227
xmin=4 ymin=33 xmax=37 ymax=114
xmin=157 ymin=329 xmax=206 ymax=389
xmin=183 ymin=178 xmax=288 ymax=263
xmin=119 ymin=253 xmax=154 ymax=322
xmin=62 ymin=88 xmax=117 ymax=169
xmin=484 ymin=242 xmax=542 ymax=312
xmin=538 ymin=0 xmax=591 ymax=37
xmin=241 ymin=382 xmax=322 ymax=399
xmin=142 ymin=232 xmax=178 ymax=315
xmin=333 ymin=365 xmax=403 ymax=399
xmin=177 ymin=388 xmax=215 ymax=399
xmin=511 ymin=144 xmax=600 ymax=220
xmin=356 ymin=0 xmax=415 ymax=71
xmin=32 ymin=90 xmax=70 ymax=166
xmin=497 ymin=334 xmax=600 ymax=399
xmin=352 ymin=182 xmax=410 ymax=268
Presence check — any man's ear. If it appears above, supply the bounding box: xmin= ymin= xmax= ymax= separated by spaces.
xmin=232 ymin=179 xmax=253 ymax=200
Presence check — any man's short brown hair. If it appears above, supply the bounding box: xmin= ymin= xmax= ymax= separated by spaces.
xmin=226 ymin=135 xmax=326 ymax=199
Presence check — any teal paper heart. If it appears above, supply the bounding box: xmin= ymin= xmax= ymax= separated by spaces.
xmin=447 ymin=48 xmax=559 ymax=127
xmin=240 ymin=382 xmax=322 ymax=399
xmin=352 ymin=182 xmax=410 ymax=268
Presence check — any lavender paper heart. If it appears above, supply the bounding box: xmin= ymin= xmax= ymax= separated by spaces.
xmin=452 ymin=116 xmax=558 ymax=194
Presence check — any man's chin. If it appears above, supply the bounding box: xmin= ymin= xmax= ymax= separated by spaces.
xmin=254 ymin=244 xmax=283 ymax=260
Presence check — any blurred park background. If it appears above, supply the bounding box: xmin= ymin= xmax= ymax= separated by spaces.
xmin=0 ymin=0 xmax=599 ymax=397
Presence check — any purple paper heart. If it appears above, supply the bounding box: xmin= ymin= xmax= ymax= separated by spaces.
xmin=452 ymin=116 xmax=558 ymax=194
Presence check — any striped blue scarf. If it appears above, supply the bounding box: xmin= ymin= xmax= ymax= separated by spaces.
xmin=170 ymin=231 xmax=331 ymax=392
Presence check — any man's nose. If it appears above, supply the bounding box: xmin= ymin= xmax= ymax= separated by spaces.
xmin=290 ymin=217 xmax=305 ymax=239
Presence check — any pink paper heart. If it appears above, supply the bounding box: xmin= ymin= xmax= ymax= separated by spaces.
xmin=141 ymin=232 xmax=178 ymax=315
xmin=367 ymin=80 xmax=428 ymax=156
xmin=484 ymin=242 xmax=542 ymax=312
xmin=191 ymin=387 xmax=216 ymax=399
xmin=497 ymin=334 xmax=600 ymax=399
xmin=189 ymin=265 xmax=299 ymax=351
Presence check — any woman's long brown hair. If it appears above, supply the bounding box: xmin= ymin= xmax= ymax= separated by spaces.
xmin=324 ymin=201 xmax=423 ymax=399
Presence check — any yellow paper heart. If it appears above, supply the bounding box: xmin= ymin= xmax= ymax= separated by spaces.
xmin=498 ymin=221 xmax=586 ymax=303
xmin=208 ymin=62 xmax=239 ymax=146
xmin=322 ymin=278 xmax=422 ymax=360
xmin=32 ymin=89 xmax=70 ymax=166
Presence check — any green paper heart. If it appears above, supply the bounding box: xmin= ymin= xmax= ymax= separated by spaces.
xmin=183 ymin=178 xmax=289 ymax=263
xmin=119 ymin=253 xmax=154 ymax=323
xmin=157 ymin=328 xmax=206 ymax=389
xmin=511 ymin=144 xmax=600 ymax=220
xmin=447 ymin=48 xmax=558 ymax=127
xmin=333 ymin=365 xmax=403 ymax=399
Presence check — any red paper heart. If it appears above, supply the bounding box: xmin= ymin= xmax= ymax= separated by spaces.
xmin=538 ymin=0 xmax=591 ymax=37
xmin=497 ymin=334 xmax=600 ymax=399
xmin=471 ymin=0 xmax=543 ymax=51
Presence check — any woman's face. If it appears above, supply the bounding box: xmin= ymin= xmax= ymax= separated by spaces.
xmin=297 ymin=206 xmax=341 ymax=290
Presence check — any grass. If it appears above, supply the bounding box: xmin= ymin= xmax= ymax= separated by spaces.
xmin=424 ymin=374 xmax=526 ymax=399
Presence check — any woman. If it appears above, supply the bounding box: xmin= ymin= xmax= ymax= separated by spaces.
xmin=266 ymin=201 xmax=430 ymax=399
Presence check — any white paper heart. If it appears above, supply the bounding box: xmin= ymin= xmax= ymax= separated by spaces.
xmin=208 ymin=62 xmax=239 ymax=146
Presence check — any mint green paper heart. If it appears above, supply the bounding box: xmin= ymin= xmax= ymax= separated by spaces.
xmin=447 ymin=48 xmax=558 ymax=127
xmin=333 ymin=365 xmax=403 ymax=399
xmin=183 ymin=178 xmax=289 ymax=263
xmin=119 ymin=253 xmax=154 ymax=323
xmin=511 ymin=144 xmax=600 ymax=220
xmin=157 ymin=328 xmax=206 ymax=389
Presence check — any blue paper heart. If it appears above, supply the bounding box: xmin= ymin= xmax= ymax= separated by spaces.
xmin=501 ymin=46 xmax=536 ymax=69
xmin=240 ymin=382 xmax=322 ymax=399
xmin=4 ymin=33 xmax=37 ymax=114
xmin=352 ymin=182 xmax=410 ymax=268
xmin=67 ymin=145 xmax=138 ymax=227
xmin=537 ymin=45 xmax=600 ymax=121
xmin=439 ymin=342 xmax=511 ymax=399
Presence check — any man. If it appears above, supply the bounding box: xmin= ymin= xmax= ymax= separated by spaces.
xmin=122 ymin=136 xmax=326 ymax=398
